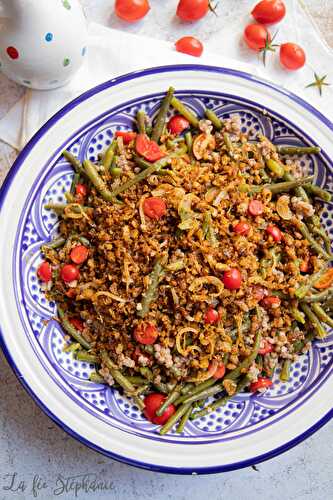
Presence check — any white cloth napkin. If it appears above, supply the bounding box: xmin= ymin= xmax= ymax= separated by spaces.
xmin=0 ymin=1 xmax=332 ymax=151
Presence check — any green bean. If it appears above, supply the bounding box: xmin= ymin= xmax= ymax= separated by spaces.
xmin=152 ymin=87 xmax=175 ymax=143
xmin=224 ymin=330 xmax=261 ymax=382
xmin=138 ymin=258 xmax=165 ymax=318
xmin=127 ymin=376 xmax=148 ymax=386
xmin=298 ymin=222 xmax=332 ymax=260
xmin=62 ymin=150 xmax=84 ymax=175
xmin=156 ymin=384 xmax=182 ymax=416
xmin=283 ymin=171 xmax=310 ymax=202
xmin=58 ymin=307 xmax=91 ymax=350
xmin=63 ymin=342 xmax=81 ymax=353
xmin=259 ymin=168 xmax=270 ymax=183
xmin=265 ymin=176 xmax=314 ymax=195
xmin=174 ymin=379 xmax=216 ymax=406
xmin=222 ymin=352 xmax=230 ymax=365
xmin=223 ymin=133 xmax=234 ymax=154
xmin=78 ymin=236 xmax=90 ymax=246
xmin=136 ymin=110 xmax=147 ymax=134
xmin=76 ymin=351 xmax=99 ymax=363
xmin=110 ymin=163 xmax=160 ymax=199
xmin=82 ymin=159 xmax=114 ymax=201
xmin=311 ymin=227 xmax=332 ymax=256
xmin=176 ymin=405 xmax=192 ymax=433
xmin=305 ymin=184 xmax=331 ymax=202
xmin=41 ymin=236 xmax=66 ymax=250
xmin=277 ymin=146 xmax=321 ymax=155
xmin=300 ymin=303 xmax=327 ymax=338
xmin=181 ymin=383 xmax=225 ymax=405
xmin=140 ymin=366 xmax=154 ymax=381
xmin=271 ymin=290 xmax=288 ymax=300
xmin=295 ymin=265 xmax=328 ymax=299
xmin=89 ymin=372 xmax=105 ymax=384
xmin=311 ymin=303 xmax=333 ymax=328
xmin=180 ymin=383 xmax=195 ymax=395
xmin=202 ymin=211 xmax=218 ymax=247
xmin=159 ymin=403 xmax=191 ymax=435
xmin=293 ymin=332 xmax=315 ymax=353
xmin=110 ymin=166 xmax=122 ymax=178
xmin=103 ymin=140 xmax=117 ymax=170
xmin=302 ymin=288 xmax=333 ymax=303
xmin=265 ymin=158 xmax=285 ymax=178
xmin=185 ymin=131 xmax=193 ymax=153
xmin=290 ymin=306 xmax=305 ymax=324
xmin=70 ymin=173 xmax=80 ymax=195
xmin=205 ymin=108 xmax=222 ymax=129
xmin=280 ymin=360 xmax=291 ymax=382
xmin=170 ymin=97 xmax=199 ymax=128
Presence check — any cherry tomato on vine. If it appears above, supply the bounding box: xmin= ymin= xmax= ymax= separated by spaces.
xmin=176 ymin=0 xmax=209 ymax=22
xmin=115 ymin=0 xmax=150 ymax=23
xmin=175 ymin=36 xmax=203 ymax=57
xmin=251 ymin=0 xmax=286 ymax=25
xmin=244 ymin=24 xmax=271 ymax=51
xmin=280 ymin=43 xmax=306 ymax=70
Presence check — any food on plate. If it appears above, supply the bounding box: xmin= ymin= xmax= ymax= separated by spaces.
xmin=175 ymin=36 xmax=204 ymax=57
xmin=39 ymin=88 xmax=332 ymax=433
xmin=279 ymin=42 xmax=306 ymax=70
xmin=251 ymin=0 xmax=286 ymax=25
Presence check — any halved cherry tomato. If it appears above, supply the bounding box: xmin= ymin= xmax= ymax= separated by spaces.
xmin=223 ymin=268 xmax=242 ymax=290
xmin=167 ymin=115 xmax=190 ymax=135
xmin=115 ymin=0 xmax=150 ymax=23
xmin=75 ymin=184 xmax=87 ymax=197
xmin=266 ymin=225 xmax=282 ymax=242
xmin=115 ymin=130 xmax=137 ymax=145
xmin=244 ymin=24 xmax=271 ymax=52
xmin=259 ymin=339 xmax=273 ymax=355
xmin=251 ymin=0 xmax=286 ymax=25
xmin=143 ymin=197 xmax=167 ymax=219
xmin=143 ymin=393 xmax=176 ymax=425
xmin=248 ymin=199 xmax=264 ymax=216
xmin=280 ymin=43 xmax=306 ymax=70
xmin=204 ymin=307 xmax=220 ymax=324
xmin=134 ymin=323 xmax=158 ymax=345
xmin=69 ymin=318 xmax=84 ymax=331
xmin=176 ymin=0 xmax=209 ymax=22
xmin=212 ymin=363 xmax=226 ymax=379
xmin=299 ymin=258 xmax=309 ymax=273
xmin=60 ymin=264 xmax=80 ymax=283
xmin=250 ymin=377 xmax=273 ymax=392
xmin=261 ymin=296 xmax=281 ymax=309
xmin=251 ymin=285 xmax=268 ymax=302
xmin=314 ymin=268 xmax=333 ymax=290
xmin=175 ymin=36 xmax=203 ymax=57
xmin=135 ymin=134 xmax=165 ymax=162
xmin=37 ymin=261 xmax=52 ymax=282
xmin=70 ymin=245 xmax=89 ymax=264
xmin=233 ymin=221 xmax=250 ymax=236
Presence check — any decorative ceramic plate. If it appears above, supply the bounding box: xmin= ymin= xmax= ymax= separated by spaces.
xmin=0 ymin=65 xmax=332 ymax=474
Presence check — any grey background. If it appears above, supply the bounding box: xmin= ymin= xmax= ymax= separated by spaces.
xmin=1 ymin=1 xmax=332 ymax=499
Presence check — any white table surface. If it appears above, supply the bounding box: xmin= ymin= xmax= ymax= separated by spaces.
xmin=1 ymin=1 xmax=332 ymax=499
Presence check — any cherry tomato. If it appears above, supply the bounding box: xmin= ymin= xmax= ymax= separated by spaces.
xmin=212 ymin=363 xmax=226 ymax=379
xmin=143 ymin=197 xmax=167 ymax=219
xmin=251 ymin=0 xmax=286 ymax=24
xmin=314 ymin=268 xmax=333 ymax=290
xmin=176 ymin=0 xmax=209 ymax=22
xmin=115 ymin=131 xmax=137 ymax=145
xmin=280 ymin=43 xmax=306 ymax=70
xmin=70 ymin=245 xmax=89 ymax=265
xmin=261 ymin=295 xmax=281 ymax=309
xmin=233 ymin=221 xmax=250 ymax=236
xmin=223 ymin=268 xmax=242 ymax=290
xmin=37 ymin=261 xmax=52 ymax=282
xmin=167 ymin=115 xmax=190 ymax=135
xmin=250 ymin=377 xmax=273 ymax=392
xmin=134 ymin=323 xmax=158 ymax=345
xmin=60 ymin=264 xmax=80 ymax=283
xmin=75 ymin=184 xmax=87 ymax=197
xmin=135 ymin=134 xmax=165 ymax=162
xmin=175 ymin=36 xmax=203 ymax=57
xmin=244 ymin=24 xmax=271 ymax=52
xmin=266 ymin=225 xmax=282 ymax=242
xmin=204 ymin=307 xmax=220 ymax=324
xmin=248 ymin=199 xmax=264 ymax=216
xmin=251 ymin=285 xmax=268 ymax=302
xmin=115 ymin=0 xmax=150 ymax=23
xmin=69 ymin=318 xmax=84 ymax=331
xmin=299 ymin=258 xmax=309 ymax=273
xmin=143 ymin=393 xmax=176 ymax=425
xmin=259 ymin=339 xmax=273 ymax=355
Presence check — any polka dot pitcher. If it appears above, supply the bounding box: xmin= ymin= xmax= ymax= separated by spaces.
xmin=0 ymin=0 xmax=88 ymax=89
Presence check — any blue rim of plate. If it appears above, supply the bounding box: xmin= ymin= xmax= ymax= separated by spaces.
xmin=0 ymin=64 xmax=332 ymax=474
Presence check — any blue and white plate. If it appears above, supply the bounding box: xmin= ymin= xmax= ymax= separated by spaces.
xmin=0 ymin=65 xmax=332 ymax=474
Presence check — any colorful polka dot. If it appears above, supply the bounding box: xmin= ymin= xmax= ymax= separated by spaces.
xmin=6 ymin=46 xmax=19 ymax=60
xmin=62 ymin=0 xmax=71 ymax=9
xmin=81 ymin=47 xmax=87 ymax=57
xmin=63 ymin=58 xmax=70 ymax=67
xmin=45 ymin=32 xmax=53 ymax=42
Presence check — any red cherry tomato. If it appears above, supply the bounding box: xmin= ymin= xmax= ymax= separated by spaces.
xmin=261 ymin=295 xmax=281 ymax=309
xmin=251 ymin=285 xmax=268 ymax=302
xmin=69 ymin=318 xmax=84 ymax=332
xmin=75 ymin=184 xmax=87 ymax=197
xmin=176 ymin=0 xmax=209 ymax=22
xmin=233 ymin=221 xmax=250 ymax=236
xmin=115 ymin=131 xmax=137 ymax=145
xmin=244 ymin=24 xmax=271 ymax=52
xmin=299 ymin=258 xmax=309 ymax=273
xmin=175 ymin=36 xmax=203 ymax=57
xmin=212 ymin=363 xmax=226 ymax=379
xmin=37 ymin=261 xmax=52 ymax=282
xmin=204 ymin=307 xmax=220 ymax=324
xmin=115 ymin=0 xmax=150 ymax=23
xmin=70 ymin=245 xmax=89 ymax=264
xmin=251 ymin=0 xmax=286 ymax=24
xmin=135 ymin=134 xmax=165 ymax=162
xmin=143 ymin=197 xmax=167 ymax=219
xmin=167 ymin=115 xmax=190 ymax=135
xmin=280 ymin=43 xmax=306 ymax=70
xmin=250 ymin=377 xmax=273 ymax=392
xmin=143 ymin=393 xmax=176 ymax=425
xmin=134 ymin=323 xmax=158 ymax=345
xmin=259 ymin=339 xmax=273 ymax=355
xmin=266 ymin=225 xmax=282 ymax=242
xmin=248 ymin=199 xmax=264 ymax=216
xmin=60 ymin=264 xmax=80 ymax=283
xmin=223 ymin=268 xmax=242 ymax=290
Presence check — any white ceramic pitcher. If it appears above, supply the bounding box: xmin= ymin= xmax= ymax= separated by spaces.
xmin=0 ymin=0 xmax=88 ymax=90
